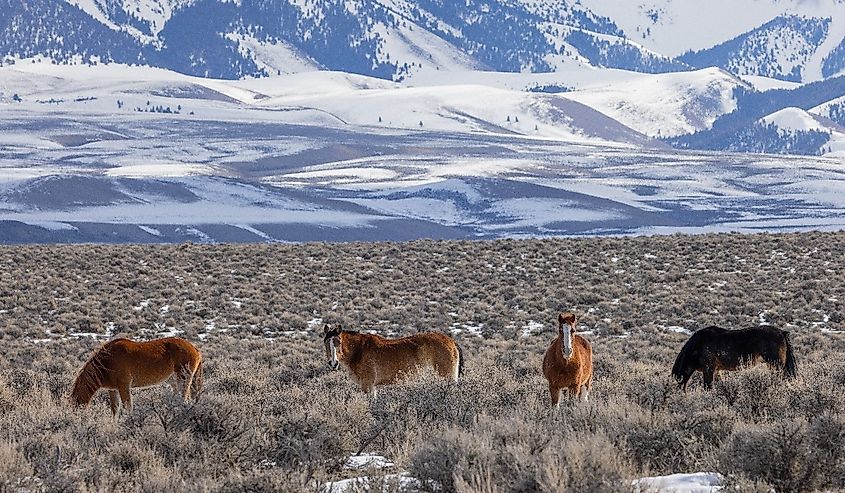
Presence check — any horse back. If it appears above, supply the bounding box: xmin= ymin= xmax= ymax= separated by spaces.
xmin=720 ymin=326 xmax=786 ymax=354
xmin=99 ymin=337 xmax=201 ymax=387
xmin=681 ymin=325 xmax=787 ymax=370
xmin=362 ymin=332 xmax=459 ymax=382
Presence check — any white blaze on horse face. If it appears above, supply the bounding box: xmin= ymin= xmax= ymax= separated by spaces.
xmin=327 ymin=338 xmax=339 ymax=370
xmin=561 ymin=327 xmax=573 ymax=359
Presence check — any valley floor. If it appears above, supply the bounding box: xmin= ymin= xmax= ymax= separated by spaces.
xmin=3 ymin=64 xmax=845 ymax=243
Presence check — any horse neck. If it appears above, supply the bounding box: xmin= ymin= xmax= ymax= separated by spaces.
xmin=71 ymin=355 xmax=105 ymax=405
xmin=339 ymin=332 xmax=369 ymax=365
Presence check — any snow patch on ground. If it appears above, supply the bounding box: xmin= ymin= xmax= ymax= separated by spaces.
xmin=633 ymin=472 xmax=722 ymax=493
xmin=138 ymin=225 xmax=162 ymax=236
xmin=323 ymin=474 xmax=417 ymax=493
xmin=521 ymin=320 xmax=546 ymax=337
xmin=105 ymin=162 xmax=211 ymax=178
xmin=23 ymin=221 xmax=78 ymax=231
xmin=450 ymin=322 xmax=484 ymax=337
xmin=665 ymin=326 xmax=693 ymax=336
xmin=344 ymin=454 xmax=394 ymax=470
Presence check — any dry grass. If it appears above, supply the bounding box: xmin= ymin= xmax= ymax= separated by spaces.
xmin=0 ymin=232 xmax=844 ymax=492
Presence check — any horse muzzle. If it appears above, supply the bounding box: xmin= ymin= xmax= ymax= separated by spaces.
xmin=327 ymin=361 xmax=340 ymax=371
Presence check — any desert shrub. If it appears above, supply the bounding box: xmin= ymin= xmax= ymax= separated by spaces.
xmin=719 ymin=414 xmax=845 ymax=493
xmin=0 ymin=440 xmax=33 ymax=488
xmin=410 ymin=421 xmax=633 ymax=493
xmin=217 ymin=470 xmax=315 ymax=493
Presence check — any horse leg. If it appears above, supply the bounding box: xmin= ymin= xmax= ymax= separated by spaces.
xmin=548 ymin=383 xmax=561 ymax=408
xmin=108 ymin=390 xmax=120 ymax=416
xmin=569 ymin=384 xmax=581 ymax=402
xmin=703 ymin=367 xmax=716 ymax=390
xmin=362 ymin=382 xmax=377 ymax=399
xmin=168 ymin=375 xmax=180 ymax=394
xmin=580 ymin=382 xmax=590 ymax=403
xmin=117 ymin=383 xmax=132 ymax=413
xmin=180 ymin=367 xmax=196 ymax=402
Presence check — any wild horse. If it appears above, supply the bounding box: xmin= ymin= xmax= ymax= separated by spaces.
xmin=672 ymin=325 xmax=796 ymax=391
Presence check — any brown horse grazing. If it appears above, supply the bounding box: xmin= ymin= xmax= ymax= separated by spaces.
xmin=671 ymin=325 xmax=796 ymax=391
xmin=323 ymin=324 xmax=463 ymax=395
xmin=71 ymin=337 xmax=203 ymax=415
xmin=542 ymin=312 xmax=593 ymax=406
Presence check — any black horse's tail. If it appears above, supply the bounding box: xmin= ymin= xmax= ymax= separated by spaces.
xmin=671 ymin=330 xmax=702 ymax=384
xmin=783 ymin=331 xmax=797 ymax=379
xmin=456 ymin=344 xmax=464 ymax=378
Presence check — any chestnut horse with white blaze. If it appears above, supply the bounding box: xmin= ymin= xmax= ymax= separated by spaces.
xmin=542 ymin=312 xmax=593 ymax=406
xmin=71 ymin=337 xmax=203 ymax=415
xmin=323 ymin=325 xmax=463 ymax=395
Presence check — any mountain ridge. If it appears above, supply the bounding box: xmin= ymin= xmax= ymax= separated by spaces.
xmin=2 ymin=0 xmax=845 ymax=82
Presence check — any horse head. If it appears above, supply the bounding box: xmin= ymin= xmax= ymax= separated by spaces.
xmin=323 ymin=324 xmax=343 ymax=370
xmin=558 ymin=312 xmax=577 ymax=359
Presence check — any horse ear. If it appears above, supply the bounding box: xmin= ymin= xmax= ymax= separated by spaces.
xmin=323 ymin=324 xmax=331 ymax=336
xmin=558 ymin=311 xmax=577 ymax=328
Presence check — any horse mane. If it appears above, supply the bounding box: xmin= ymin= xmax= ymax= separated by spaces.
xmin=70 ymin=341 xmax=114 ymax=405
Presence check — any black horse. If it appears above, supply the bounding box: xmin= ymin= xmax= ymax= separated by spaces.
xmin=671 ymin=325 xmax=796 ymax=391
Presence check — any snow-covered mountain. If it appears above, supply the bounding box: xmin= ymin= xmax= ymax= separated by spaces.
xmin=681 ymin=15 xmax=831 ymax=82
xmin=2 ymin=1 xmax=845 ymax=160
xmin=3 ymin=0 xmax=845 ymax=83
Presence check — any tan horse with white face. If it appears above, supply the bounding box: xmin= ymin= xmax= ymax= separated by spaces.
xmin=323 ymin=325 xmax=463 ymax=396
xmin=71 ymin=337 xmax=203 ymax=415
xmin=542 ymin=312 xmax=593 ymax=406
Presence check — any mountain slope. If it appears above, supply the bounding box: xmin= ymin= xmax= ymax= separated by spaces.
xmin=0 ymin=0 xmax=686 ymax=80
xmin=668 ymin=75 xmax=845 ymax=154
xmin=578 ymin=0 xmax=845 ymax=82
xmin=681 ymin=16 xmax=831 ymax=83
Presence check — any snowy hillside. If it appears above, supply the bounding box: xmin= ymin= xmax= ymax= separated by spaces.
xmin=562 ymin=68 xmax=746 ymax=137
xmin=0 ymin=63 xmax=654 ymax=145
xmin=760 ymin=107 xmax=845 ymax=156
xmin=811 ymin=94 xmax=845 ymax=127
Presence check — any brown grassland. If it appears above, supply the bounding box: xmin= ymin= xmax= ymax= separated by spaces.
xmin=0 ymin=232 xmax=844 ymax=492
